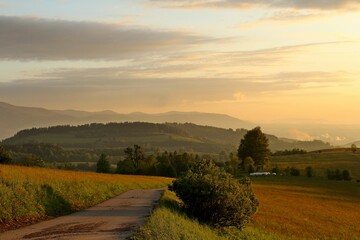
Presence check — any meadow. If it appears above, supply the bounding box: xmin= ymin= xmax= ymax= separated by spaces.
xmin=272 ymin=150 xmax=360 ymax=179
xmin=0 ymin=165 xmax=171 ymax=232
xmin=251 ymin=176 xmax=360 ymax=240
xmin=133 ymin=176 xmax=360 ymax=240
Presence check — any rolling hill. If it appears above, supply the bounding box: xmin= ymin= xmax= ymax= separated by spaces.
xmin=1 ymin=122 xmax=331 ymax=157
xmin=0 ymin=102 xmax=255 ymax=140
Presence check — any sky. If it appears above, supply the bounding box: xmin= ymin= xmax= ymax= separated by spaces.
xmin=0 ymin=0 xmax=360 ymax=124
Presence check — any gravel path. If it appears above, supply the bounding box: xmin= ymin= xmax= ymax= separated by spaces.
xmin=0 ymin=188 xmax=164 ymax=240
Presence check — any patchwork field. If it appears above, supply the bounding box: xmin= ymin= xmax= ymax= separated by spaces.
xmin=0 ymin=165 xmax=171 ymax=232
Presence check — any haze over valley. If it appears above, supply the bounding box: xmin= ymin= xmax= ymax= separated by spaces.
xmin=1 ymin=102 xmax=359 ymax=147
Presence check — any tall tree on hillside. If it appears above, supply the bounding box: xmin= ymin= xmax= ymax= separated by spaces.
xmin=238 ymin=127 xmax=271 ymax=171
xmin=96 ymin=154 xmax=111 ymax=173
xmin=0 ymin=146 xmax=12 ymax=164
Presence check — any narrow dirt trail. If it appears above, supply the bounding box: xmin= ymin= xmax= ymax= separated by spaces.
xmin=0 ymin=188 xmax=164 ymax=240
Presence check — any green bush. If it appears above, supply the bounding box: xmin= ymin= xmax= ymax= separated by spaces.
xmin=169 ymin=159 xmax=259 ymax=229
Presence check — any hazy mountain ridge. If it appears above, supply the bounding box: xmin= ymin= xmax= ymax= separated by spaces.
xmin=0 ymin=102 xmax=255 ymax=140
xmin=1 ymin=102 xmax=357 ymax=147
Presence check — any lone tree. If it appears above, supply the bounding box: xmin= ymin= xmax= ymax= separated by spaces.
xmin=238 ymin=127 xmax=271 ymax=171
xmin=96 ymin=154 xmax=111 ymax=173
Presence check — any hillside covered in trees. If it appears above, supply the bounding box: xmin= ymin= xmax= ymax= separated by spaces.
xmin=2 ymin=122 xmax=331 ymax=162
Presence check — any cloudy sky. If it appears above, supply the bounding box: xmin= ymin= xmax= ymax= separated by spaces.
xmin=0 ymin=0 xmax=360 ymax=123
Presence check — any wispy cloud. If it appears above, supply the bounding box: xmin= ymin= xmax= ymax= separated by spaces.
xmin=0 ymin=67 xmax=350 ymax=111
xmin=149 ymin=0 xmax=360 ymax=10
xmin=0 ymin=15 xmax=213 ymax=61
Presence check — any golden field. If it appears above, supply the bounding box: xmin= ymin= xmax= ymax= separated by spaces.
xmin=133 ymin=177 xmax=360 ymax=240
xmin=251 ymin=177 xmax=360 ymax=240
xmin=0 ymin=165 xmax=171 ymax=231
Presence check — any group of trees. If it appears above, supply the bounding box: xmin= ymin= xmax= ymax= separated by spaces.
xmin=3 ymin=143 xmax=99 ymax=163
xmin=0 ymin=146 xmax=12 ymax=164
xmin=94 ymin=127 xmax=273 ymax=177
xmin=95 ymin=145 xmax=202 ymax=177
xmin=0 ymin=146 xmax=45 ymax=167
xmin=273 ymin=148 xmax=307 ymax=156
xmin=327 ymin=169 xmax=352 ymax=181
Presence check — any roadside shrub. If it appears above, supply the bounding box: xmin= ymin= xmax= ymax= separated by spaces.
xmin=169 ymin=159 xmax=259 ymax=229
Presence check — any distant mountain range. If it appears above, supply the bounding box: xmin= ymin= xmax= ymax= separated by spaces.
xmin=0 ymin=102 xmax=255 ymax=140
xmin=1 ymin=102 xmax=359 ymax=147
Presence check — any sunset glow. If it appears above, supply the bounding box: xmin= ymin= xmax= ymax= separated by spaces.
xmin=1 ymin=0 xmax=360 ymax=123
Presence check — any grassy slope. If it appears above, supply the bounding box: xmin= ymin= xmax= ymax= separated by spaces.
xmin=272 ymin=151 xmax=360 ymax=179
xmin=0 ymin=165 xmax=171 ymax=231
xmin=134 ymin=177 xmax=360 ymax=240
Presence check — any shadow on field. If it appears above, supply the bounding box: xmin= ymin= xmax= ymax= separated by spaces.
xmin=41 ymin=184 xmax=72 ymax=216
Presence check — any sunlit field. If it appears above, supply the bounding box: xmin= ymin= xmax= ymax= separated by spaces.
xmin=272 ymin=151 xmax=360 ymax=179
xmin=133 ymin=177 xmax=360 ymax=240
xmin=251 ymin=176 xmax=360 ymax=240
xmin=0 ymin=165 xmax=171 ymax=231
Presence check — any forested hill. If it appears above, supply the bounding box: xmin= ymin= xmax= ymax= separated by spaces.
xmin=0 ymin=102 xmax=255 ymax=140
xmin=2 ymin=122 xmax=331 ymax=153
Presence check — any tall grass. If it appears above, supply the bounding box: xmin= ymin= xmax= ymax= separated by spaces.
xmin=133 ymin=177 xmax=360 ymax=240
xmin=0 ymin=165 xmax=171 ymax=230
xmin=132 ymin=190 xmax=282 ymax=240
